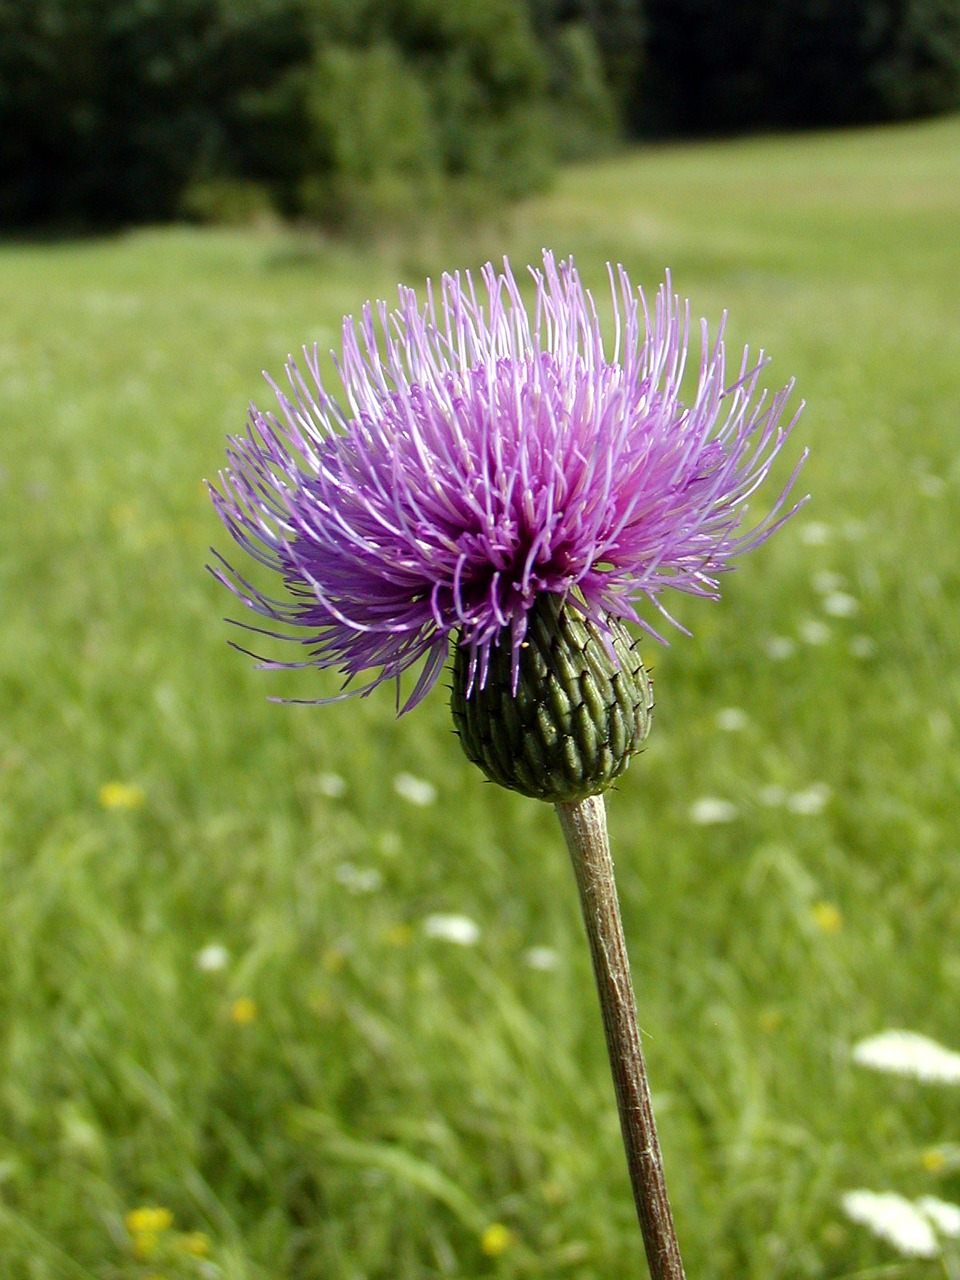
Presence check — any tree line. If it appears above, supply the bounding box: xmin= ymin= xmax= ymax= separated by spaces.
xmin=2 ymin=0 xmax=958 ymax=231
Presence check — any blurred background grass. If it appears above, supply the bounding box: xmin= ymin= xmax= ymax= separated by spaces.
xmin=2 ymin=112 xmax=960 ymax=1278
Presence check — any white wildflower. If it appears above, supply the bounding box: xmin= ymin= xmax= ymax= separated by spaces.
xmin=393 ymin=772 xmax=437 ymax=806
xmin=195 ymin=943 xmax=230 ymax=973
xmin=852 ymin=1030 xmax=960 ymax=1084
xmin=786 ymin=784 xmax=831 ymax=816
xmin=799 ymin=618 xmax=831 ymax=645
xmin=822 ymin=591 xmax=859 ymax=618
xmin=715 ymin=707 xmax=749 ymax=732
xmin=764 ymin=635 xmax=797 ymax=660
xmin=317 ymin=772 xmax=347 ymax=798
xmin=334 ymin=862 xmax=383 ymax=894
xmin=841 ymin=1190 xmax=939 ymax=1258
xmin=917 ymin=1197 xmax=960 ymax=1238
xmin=524 ymin=946 xmax=561 ymax=971
xmin=689 ymin=797 xmax=739 ymax=825
xmin=800 ymin=521 xmax=832 ymax=546
xmin=423 ymin=914 xmax=481 ymax=946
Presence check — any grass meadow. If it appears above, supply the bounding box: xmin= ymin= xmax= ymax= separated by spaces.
xmin=3 ymin=115 xmax=960 ymax=1279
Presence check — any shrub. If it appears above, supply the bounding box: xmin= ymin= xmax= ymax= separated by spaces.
xmin=543 ymin=21 xmax=619 ymax=161
xmin=300 ymin=42 xmax=440 ymax=231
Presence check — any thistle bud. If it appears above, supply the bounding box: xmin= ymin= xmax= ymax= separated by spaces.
xmin=451 ymin=593 xmax=653 ymax=804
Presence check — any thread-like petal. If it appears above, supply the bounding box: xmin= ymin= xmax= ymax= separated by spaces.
xmin=209 ymin=252 xmax=807 ymax=708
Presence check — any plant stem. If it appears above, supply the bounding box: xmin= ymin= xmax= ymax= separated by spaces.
xmin=555 ymin=793 xmax=686 ymax=1280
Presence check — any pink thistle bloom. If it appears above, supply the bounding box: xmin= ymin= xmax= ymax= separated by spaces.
xmin=209 ymin=251 xmax=806 ymax=710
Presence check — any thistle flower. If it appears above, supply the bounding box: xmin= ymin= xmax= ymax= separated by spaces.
xmin=209 ymin=251 xmax=808 ymax=1280
xmin=209 ymin=251 xmax=806 ymax=718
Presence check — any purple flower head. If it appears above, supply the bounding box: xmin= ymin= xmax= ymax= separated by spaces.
xmin=209 ymin=251 xmax=806 ymax=711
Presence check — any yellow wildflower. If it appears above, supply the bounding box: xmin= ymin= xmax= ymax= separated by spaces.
xmin=811 ymin=901 xmax=843 ymax=933
xmin=481 ymin=1222 xmax=514 ymax=1257
xmin=922 ymin=1148 xmax=947 ymax=1173
xmin=125 ymin=1207 xmax=174 ymax=1235
xmin=177 ymin=1231 xmax=211 ymax=1256
xmin=133 ymin=1233 xmax=159 ymax=1260
xmin=230 ymin=997 xmax=257 ymax=1024
xmin=99 ymin=781 xmax=146 ymax=811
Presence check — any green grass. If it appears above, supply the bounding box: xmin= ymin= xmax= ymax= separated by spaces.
xmin=2 ymin=113 xmax=960 ymax=1279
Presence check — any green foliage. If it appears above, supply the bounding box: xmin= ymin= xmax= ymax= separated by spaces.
xmin=0 ymin=0 xmax=215 ymax=225
xmin=867 ymin=0 xmax=960 ymax=118
xmin=639 ymin=0 xmax=960 ymax=134
xmin=3 ymin=116 xmax=960 ymax=1276
xmin=541 ymin=21 xmax=620 ymax=160
xmin=302 ymin=42 xmax=440 ymax=231
xmin=296 ymin=0 xmax=555 ymax=228
xmin=179 ymin=177 xmax=279 ymax=226
xmin=380 ymin=0 xmax=553 ymax=199
xmin=206 ymin=0 xmax=316 ymax=210
xmin=0 ymin=0 xmax=311 ymax=227
xmin=0 ymin=0 xmax=558 ymax=232
xmin=310 ymin=43 xmax=436 ymax=183
xmin=525 ymin=0 xmax=646 ymax=123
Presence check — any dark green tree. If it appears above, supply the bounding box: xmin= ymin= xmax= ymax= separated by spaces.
xmin=0 ymin=0 xmax=311 ymax=227
xmin=0 ymin=0 xmax=565 ymax=230
xmin=524 ymin=0 xmax=644 ymax=117
xmin=639 ymin=0 xmax=960 ymax=135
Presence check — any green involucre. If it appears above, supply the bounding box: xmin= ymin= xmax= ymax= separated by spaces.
xmin=451 ymin=593 xmax=653 ymax=803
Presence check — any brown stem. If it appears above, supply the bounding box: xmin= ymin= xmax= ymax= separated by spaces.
xmin=555 ymin=793 xmax=686 ymax=1280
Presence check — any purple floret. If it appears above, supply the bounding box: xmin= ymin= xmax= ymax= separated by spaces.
xmin=209 ymin=250 xmax=807 ymax=710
